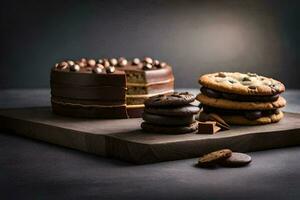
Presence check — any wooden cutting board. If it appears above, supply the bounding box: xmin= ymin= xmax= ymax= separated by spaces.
xmin=1 ymin=107 xmax=300 ymax=164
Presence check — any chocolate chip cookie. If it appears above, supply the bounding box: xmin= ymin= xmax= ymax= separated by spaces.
xmin=197 ymin=72 xmax=286 ymax=125
xmin=199 ymin=72 xmax=285 ymax=96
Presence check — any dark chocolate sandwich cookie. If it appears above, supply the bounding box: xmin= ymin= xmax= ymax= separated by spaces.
xmin=197 ymin=149 xmax=232 ymax=168
xmin=144 ymin=92 xmax=195 ymax=107
xmin=220 ymin=152 xmax=252 ymax=167
xmin=142 ymin=112 xmax=195 ymax=126
xmin=141 ymin=121 xmax=198 ymax=134
xmin=145 ymin=105 xmax=200 ymax=116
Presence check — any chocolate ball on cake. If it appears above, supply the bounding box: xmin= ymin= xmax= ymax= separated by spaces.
xmin=141 ymin=92 xmax=200 ymax=134
xmin=118 ymin=57 xmax=128 ymax=67
xmin=50 ymin=57 xmax=174 ymax=118
xmin=103 ymin=59 xmax=110 ymax=67
xmin=132 ymin=58 xmax=140 ymax=65
xmin=87 ymin=59 xmax=96 ymax=67
xmin=196 ymin=72 xmax=286 ymax=125
xmin=70 ymin=64 xmax=80 ymax=72
xmin=109 ymin=58 xmax=118 ymax=66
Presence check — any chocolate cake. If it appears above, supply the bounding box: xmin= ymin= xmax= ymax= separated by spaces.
xmin=50 ymin=57 xmax=174 ymax=118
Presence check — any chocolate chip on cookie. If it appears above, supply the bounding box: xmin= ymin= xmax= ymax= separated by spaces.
xmin=144 ymin=92 xmax=195 ymax=107
xmin=220 ymin=152 xmax=252 ymax=167
xmin=197 ymin=149 xmax=232 ymax=168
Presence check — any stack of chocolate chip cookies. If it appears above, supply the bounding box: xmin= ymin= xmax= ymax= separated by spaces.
xmin=197 ymin=72 xmax=286 ymax=125
xmin=141 ymin=92 xmax=200 ymax=134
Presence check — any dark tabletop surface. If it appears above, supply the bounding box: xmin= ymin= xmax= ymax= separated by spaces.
xmin=1 ymin=89 xmax=300 ymax=200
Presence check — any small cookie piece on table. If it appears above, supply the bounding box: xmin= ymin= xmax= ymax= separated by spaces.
xmin=197 ymin=149 xmax=232 ymax=168
xmin=220 ymin=152 xmax=252 ymax=167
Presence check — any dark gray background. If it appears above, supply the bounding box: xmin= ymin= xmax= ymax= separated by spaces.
xmin=1 ymin=0 xmax=299 ymax=89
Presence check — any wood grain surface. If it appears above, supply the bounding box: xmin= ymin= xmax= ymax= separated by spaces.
xmin=1 ymin=107 xmax=300 ymax=164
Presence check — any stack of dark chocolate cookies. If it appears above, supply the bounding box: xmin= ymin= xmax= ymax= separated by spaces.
xmin=141 ymin=92 xmax=200 ymax=134
xmin=197 ymin=72 xmax=286 ymax=125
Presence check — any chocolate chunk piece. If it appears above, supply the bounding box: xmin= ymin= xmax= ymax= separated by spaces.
xmin=197 ymin=149 xmax=232 ymax=168
xmin=198 ymin=112 xmax=230 ymax=130
xmin=216 ymin=72 xmax=226 ymax=78
xmin=220 ymin=152 xmax=252 ymax=167
xmin=198 ymin=121 xmax=221 ymax=134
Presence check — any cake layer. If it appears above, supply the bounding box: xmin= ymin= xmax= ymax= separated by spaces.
xmin=51 ymin=96 xmax=125 ymax=106
xmin=51 ymin=69 xmax=126 ymax=87
xmin=127 ymin=81 xmax=174 ymax=95
xmin=126 ymin=90 xmax=174 ymax=105
xmin=123 ymin=65 xmax=174 ymax=84
xmin=52 ymin=99 xmax=144 ymax=118
xmin=51 ymin=84 xmax=126 ymax=101
xmin=127 ymin=105 xmax=145 ymax=118
xmin=51 ymin=100 xmax=128 ymax=118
